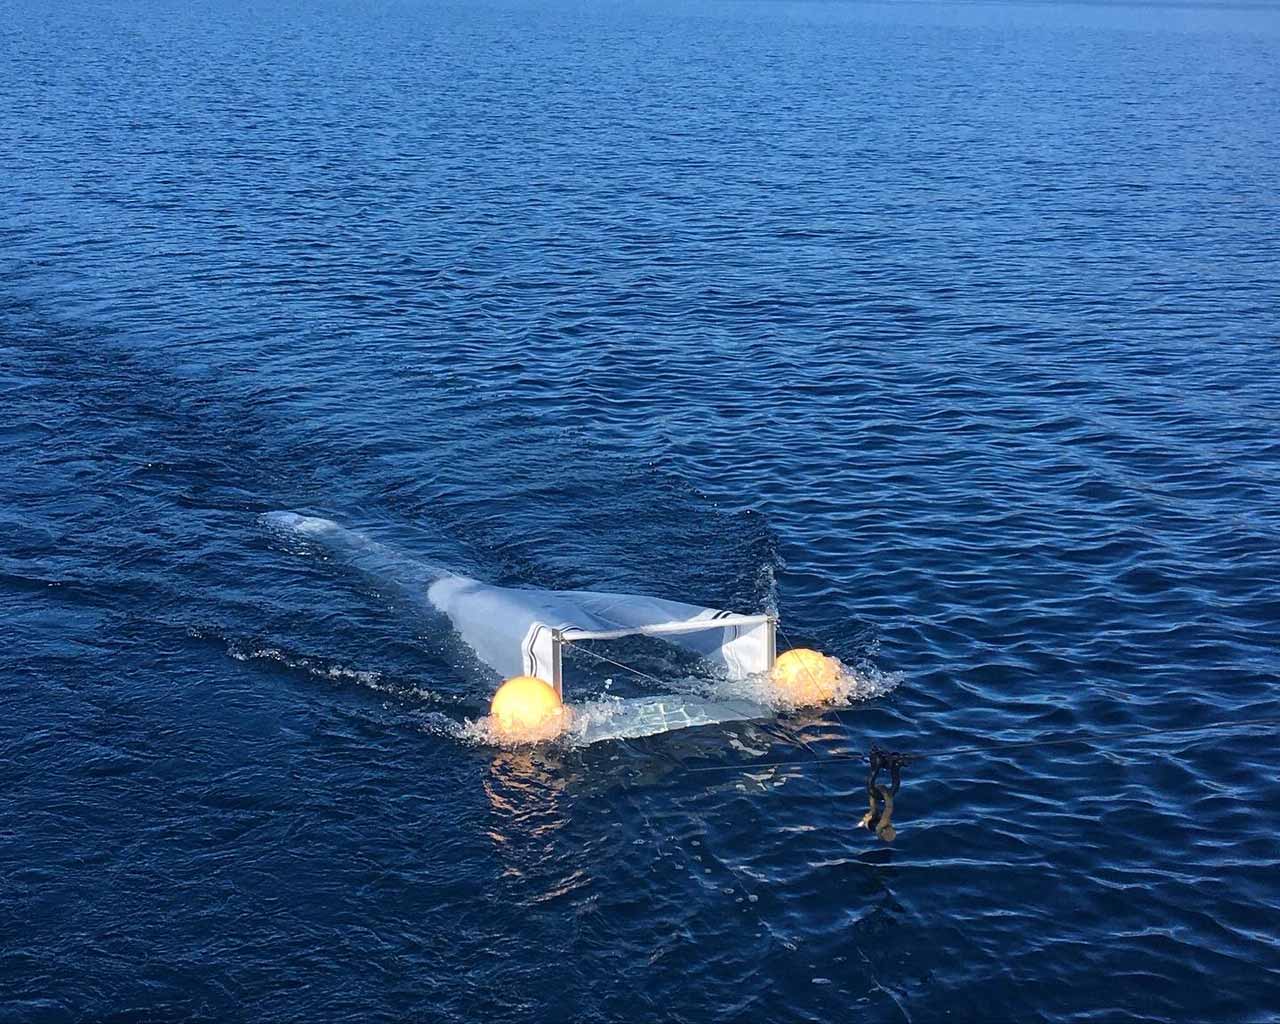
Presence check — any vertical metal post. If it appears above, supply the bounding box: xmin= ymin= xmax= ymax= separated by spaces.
xmin=765 ymin=616 xmax=777 ymax=671
xmin=551 ymin=629 xmax=564 ymax=698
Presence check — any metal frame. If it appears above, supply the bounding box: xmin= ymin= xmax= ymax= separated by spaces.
xmin=547 ymin=614 xmax=776 ymax=699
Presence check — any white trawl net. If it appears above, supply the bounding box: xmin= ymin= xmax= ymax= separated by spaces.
xmin=263 ymin=513 xmax=774 ymax=695
xmin=426 ymin=575 xmax=774 ymax=691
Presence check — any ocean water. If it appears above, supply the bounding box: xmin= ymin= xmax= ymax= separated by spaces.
xmin=2 ymin=0 xmax=1279 ymax=1020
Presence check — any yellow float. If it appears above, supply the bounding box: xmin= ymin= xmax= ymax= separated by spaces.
xmin=489 ymin=675 xmax=567 ymax=741
xmin=770 ymin=647 xmax=842 ymax=706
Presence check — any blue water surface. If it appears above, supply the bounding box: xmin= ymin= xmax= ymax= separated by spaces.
xmin=2 ymin=0 xmax=1279 ymax=1020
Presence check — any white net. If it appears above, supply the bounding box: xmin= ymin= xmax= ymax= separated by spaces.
xmin=263 ymin=512 xmax=775 ymax=695
xmin=427 ymin=576 xmax=774 ymax=692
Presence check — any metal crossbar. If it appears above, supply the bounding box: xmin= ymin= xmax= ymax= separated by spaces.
xmin=550 ymin=615 xmax=776 ymax=698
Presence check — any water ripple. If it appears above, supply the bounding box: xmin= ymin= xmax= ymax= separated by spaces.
xmin=3 ymin=0 xmax=1279 ymax=1021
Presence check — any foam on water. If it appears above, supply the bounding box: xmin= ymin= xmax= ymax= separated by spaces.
xmin=673 ymin=656 xmax=902 ymax=712
xmin=222 ymin=638 xmax=465 ymax=708
xmin=453 ymin=660 xmax=900 ymax=748
xmin=453 ymin=693 xmax=767 ymax=748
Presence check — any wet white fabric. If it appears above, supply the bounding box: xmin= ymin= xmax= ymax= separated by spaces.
xmin=262 ymin=512 xmax=774 ymax=691
xmin=426 ymin=576 xmax=773 ymax=687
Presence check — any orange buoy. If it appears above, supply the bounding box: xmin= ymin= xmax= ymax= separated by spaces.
xmin=489 ymin=675 xmax=566 ymax=741
xmin=770 ymin=648 xmax=842 ymax=706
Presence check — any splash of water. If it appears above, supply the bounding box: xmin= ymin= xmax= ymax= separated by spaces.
xmin=454 ymin=659 xmax=900 ymax=749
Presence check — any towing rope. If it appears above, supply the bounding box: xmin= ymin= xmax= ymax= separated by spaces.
xmin=559 ymin=637 xmax=673 ymax=690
